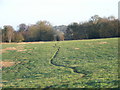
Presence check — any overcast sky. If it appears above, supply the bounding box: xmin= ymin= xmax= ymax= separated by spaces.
xmin=0 ymin=0 xmax=119 ymax=29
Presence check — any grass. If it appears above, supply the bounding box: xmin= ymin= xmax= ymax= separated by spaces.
xmin=1 ymin=38 xmax=119 ymax=88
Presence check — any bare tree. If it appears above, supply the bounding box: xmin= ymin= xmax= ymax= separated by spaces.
xmin=3 ymin=25 xmax=14 ymax=43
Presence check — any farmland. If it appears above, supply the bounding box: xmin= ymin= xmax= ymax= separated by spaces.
xmin=1 ymin=38 xmax=119 ymax=88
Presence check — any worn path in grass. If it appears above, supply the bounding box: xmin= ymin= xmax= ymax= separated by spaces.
xmin=44 ymin=44 xmax=86 ymax=88
xmin=50 ymin=44 xmax=86 ymax=76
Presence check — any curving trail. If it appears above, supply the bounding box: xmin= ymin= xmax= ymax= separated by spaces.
xmin=43 ymin=44 xmax=86 ymax=89
xmin=50 ymin=44 xmax=86 ymax=75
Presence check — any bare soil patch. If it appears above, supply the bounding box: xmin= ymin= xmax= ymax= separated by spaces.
xmin=0 ymin=41 xmax=46 ymax=45
xmin=1 ymin=47 xmax=17 ymax=54
xmin=0 ymin=61 xmax=20 ymax=68
xmin=3 ymin=47 xmax=17 ymax=50
xmin=74 ymin=48 xmax=80 ymax=50
xmin=99 ymin=42 xmax=108 ymax=44
xmin=0 ymin=83 xmax=3 ymax=87
xmin=17 ymin=49 xmax=27 ymax=52
xmin=18 ymin=42 xmax=45 ymax=44
xmin=2 ymin=80 xmax=8 ymax=83
xmin=1 ymin=46 xmax=28 ymax=54
xmin=0 ymin=49 xmax=7 ymax=54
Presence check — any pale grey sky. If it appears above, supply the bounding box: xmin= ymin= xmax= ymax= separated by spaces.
xmin=0 ymin=0 xmax=119 ymax=29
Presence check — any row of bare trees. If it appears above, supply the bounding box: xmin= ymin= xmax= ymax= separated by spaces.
xmin=0 ymin=15 xmax=119 ymax=43
xmin=1 ymin=21 xmax=64 ymax=43
xmin=65 ymin=15 xmax=119 ymax=40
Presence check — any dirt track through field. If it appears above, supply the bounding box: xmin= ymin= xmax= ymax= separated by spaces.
xmin=44 ymin=44 xmax=86 ymax=88
xmin=50 ymin=44 xmax=86 ymax=76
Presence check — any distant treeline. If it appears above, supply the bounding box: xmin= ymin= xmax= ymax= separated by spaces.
xmin=0 ymin=15 xmax=119 ymax=43
xmin=65 ymin=15 xmax=119 ymax=40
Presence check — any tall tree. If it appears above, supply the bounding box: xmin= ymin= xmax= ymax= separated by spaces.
xmin=90 ymin=15 xmax=101 ymax=24
xmin=3 ymin=25 xmax=14 ymax=43
xmin=28 ymin=21 xmax=55 ymax=41
xmin=14 ymin=31 xmax=24 ymax=42
xmin=18 ymin=23 xmax=27 ymax=32
xmin=18 ymin=23 xmax=28 ymax=41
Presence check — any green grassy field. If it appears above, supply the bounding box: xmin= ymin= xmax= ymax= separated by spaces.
xmin=1 ymin=38 xmax=119 ymax=88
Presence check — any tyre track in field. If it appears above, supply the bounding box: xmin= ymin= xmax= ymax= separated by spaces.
xmin=50 ymin=44 xmax=86 ymax=76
